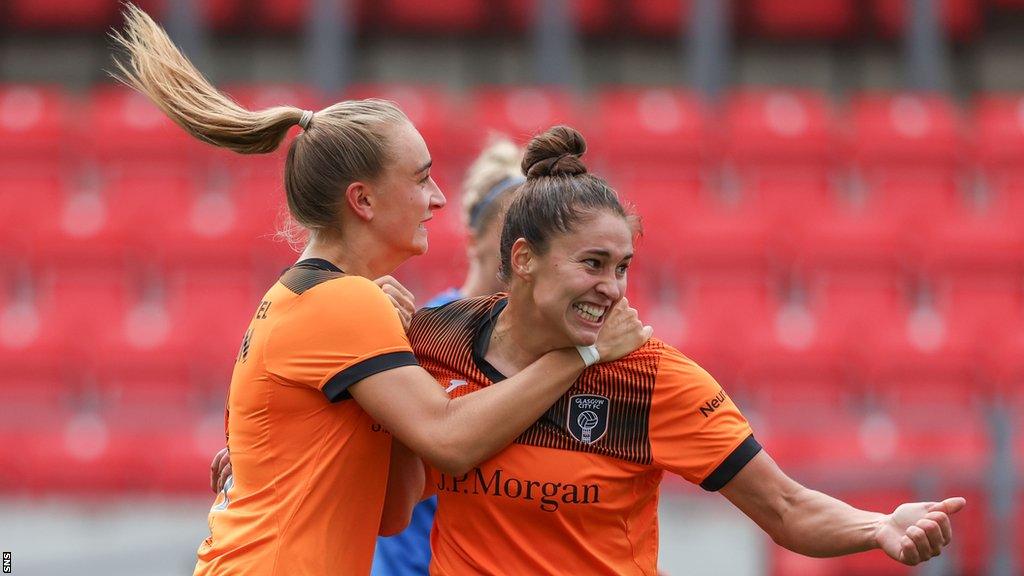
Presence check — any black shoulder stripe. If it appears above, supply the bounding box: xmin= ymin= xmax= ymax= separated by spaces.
xmin=323 ymin=351 xmax=419 ymax=402
xmin=700 ymin=435 xmax=763 ymax=492
xmin=280 ymin=267 xmax=344 ymax=295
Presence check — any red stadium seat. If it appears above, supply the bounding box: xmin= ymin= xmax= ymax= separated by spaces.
xmin=743 ymin=176 xmax=835 ymax=230
xmin=723 ymin=89 xmax=837 ymax=187
xmin=382 ymin=0 xmax=488 ymax=33
xmin=672 ymin=271 xmax=780 ymax=379
xmin=744 ymin=0 xmax=858 ymax=39
xmin=789 ymin=188 xmax=907 ymax=276
xmin=742 ymin=370 xmax=854 ymax=426
xmin=613 ymin=164 xmax=707 ymax=213
xmin=90 ymin=292 xmax=188 ymax=376
xmin=163 ymin=272 xmax=263 ymax=369
xmin=932 ymin=274 xmax=1024 ymax=350
xmin=972 ymin=93 xmax=1024 ymax=184
xmin=84 ymin=85 xmax=204 ymax=173
xmin=590 ymin=88 xmax=710 ymax=181
xmin=860 ymin=301 xmax=981 ymax=403
xmin=921 ymin=191 xmax=1024 ymax=275
xmin=0 ymin=174 xmax=65 ymax=260
xmin=502 ymin=0 xmax=615 ymax=35
xmin=469 ymin=87 xmax=584 ymax=143
xmin=2 ymin=269 xmax=141 ymax=378
xmin=759 ymin=413 xmax=873 ymax=474
xmin=16 ymin=397 xmax=222 ymax=493
xmin=344 ymin=84 xmax=468 ymax=172
xmin=28 ymin=173 xmax=196 ymax=268
xmin=870 ymin=0 xmax=982 ymax=43
xmin=0 ymin=85 xmax=71 ymax=173
xmin=8 ymin=0 xmax=117 ymax=30
xmin=150 ymin=175 xmax=293 ymax=270
xmin=80 ymin=270 xmax=258 ymax=382
xmin=992 ymin=324 xmax=1024 ymax=390
xmin=847 ymin=92 xmax=965 ymax=184
xmin=762 ymin=272 xmax=911 ymax=380
xmin=628 ymin=0 xmax=693 ymax=36
xmin=642 ymin=188 xmax=776 ymax=273
xmin=0 ymin=371 xmax=74 ymax=490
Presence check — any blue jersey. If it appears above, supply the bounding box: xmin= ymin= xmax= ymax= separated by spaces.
xmin=371 ymin=288 xmax=462 ymax=576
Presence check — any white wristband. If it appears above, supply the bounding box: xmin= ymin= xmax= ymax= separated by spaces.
xmin=575 ymin=344 xmax=600 ymax=367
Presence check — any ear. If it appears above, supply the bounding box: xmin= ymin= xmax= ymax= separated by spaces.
xmin=344 ymin=181 xmax=374 ymax=222
xmin=464 ymin=231 xmax=480 ymax=258
xmin=509 ymin=238 xmax=534 ymax=281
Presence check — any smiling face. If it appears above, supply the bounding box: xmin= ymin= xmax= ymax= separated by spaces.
xmin=515 ymin=209 xmax=634 ymax=347
xmin=369 ymin=120 xmax=446 ymax=258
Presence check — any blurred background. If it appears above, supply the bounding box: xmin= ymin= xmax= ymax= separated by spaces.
xmin=1 ymin=0 xmax=1022 ymax=574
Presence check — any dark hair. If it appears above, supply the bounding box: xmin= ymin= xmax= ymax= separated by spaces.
xmin=498 ymin=125 xmax=639 ymax=281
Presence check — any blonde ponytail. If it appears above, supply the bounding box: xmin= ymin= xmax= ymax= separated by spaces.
xmin=110 ymin=3 xmax=303 ymax=154
xmin=109 ymin=3 xmax=412 ymax=240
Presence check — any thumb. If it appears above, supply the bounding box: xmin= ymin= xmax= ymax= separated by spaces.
xmin=928 ymin=497 xmax=966 ymax=515
xmin=641 ymin=325 xmax=654 ymax=340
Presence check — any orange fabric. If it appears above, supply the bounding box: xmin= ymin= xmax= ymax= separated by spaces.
xmin=409 ymin=296 xmax=756 ymax=576
xmin=195 ymin=273 xmax=414 ymax=576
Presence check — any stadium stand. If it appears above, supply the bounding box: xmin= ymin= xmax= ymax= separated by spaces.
xmin=1 ymin=81 xmax=1021 ymax=532
xmin=5 ymin=3 xmax=1023 ymax=574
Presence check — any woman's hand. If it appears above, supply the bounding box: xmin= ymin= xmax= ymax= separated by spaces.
xmin=874 ymin=497 xmax=966 ymax=565
xmin=593 ymin=297 xmax=653 ymax=362
xmin=209 ymin=447 xmax=231 ymax=493
xmin=375 ymin=276 xmax=416 ymax=331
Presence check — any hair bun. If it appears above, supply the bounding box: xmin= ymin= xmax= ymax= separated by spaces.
xmin=522 ymin=125 xmax=588 ymax=179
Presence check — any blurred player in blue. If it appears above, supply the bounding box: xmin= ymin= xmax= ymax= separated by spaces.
xmin=371 ymin=136 xmax=525 ymax=576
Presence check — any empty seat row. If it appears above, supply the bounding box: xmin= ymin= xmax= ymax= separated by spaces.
xmin=2 ymin=0 xmax=993 ymax=40
xmin=0 ymin=372 xmax=1017 ymax=496
xmin=8 ymin=169 xmax=1021 ymax=279
xmin=8 ymin=85 xmax=1024 ymax=183
xmin=2 ymin=261 xmax=1022 ymax=389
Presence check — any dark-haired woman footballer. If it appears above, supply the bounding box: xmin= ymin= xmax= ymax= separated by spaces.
xmin=402 ymin=126 xmax=966 ymax=575
xmin=215 ymin=124 xmax=966 ymax=575
xmin=110 ymin=6 xmax=651 ymax=576
xmin=372 ymin=136 xmax=526 ymax=576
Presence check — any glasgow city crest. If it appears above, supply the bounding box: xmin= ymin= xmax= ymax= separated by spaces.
xmin=567 ymin=394 xmax=610 ymax=445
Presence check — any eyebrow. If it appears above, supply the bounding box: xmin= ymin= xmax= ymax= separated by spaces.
xmin=415 ymin=159 xmax=433 ymax=174
xmin=582 ymin=249 xmax=633 ymax=260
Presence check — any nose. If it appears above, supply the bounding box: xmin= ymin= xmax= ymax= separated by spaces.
xmin=595 ymin=272 xmax=624 ymax=303
xmin=430 ymin=179 xmax=446 ymax=211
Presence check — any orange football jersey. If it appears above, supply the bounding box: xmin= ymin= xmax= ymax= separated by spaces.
xmin=410 ymin=295 xmax=760 ymax=576
xmin=195 ymin=259 xmax=418 ymax=576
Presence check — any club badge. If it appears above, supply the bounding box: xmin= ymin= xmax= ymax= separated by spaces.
xmin=567 ymin=394 xmax=610 ymax=445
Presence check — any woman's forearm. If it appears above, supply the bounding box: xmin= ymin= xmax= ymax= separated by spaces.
xmin=351 ymin=349 xmax=585 ymax=476
xmin=771 ymin=486 xmax=885 ymax=557
xmin=379 ymin=440 xmax=424 ymax=537
xmin=432 ymin=348 xmax=584 ymax=472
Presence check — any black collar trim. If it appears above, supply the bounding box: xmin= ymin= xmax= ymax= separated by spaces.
xmin=294 ymin=258 xmax=344 ymax=273
xmin=471 ymin=297 xmax=509 ymax=383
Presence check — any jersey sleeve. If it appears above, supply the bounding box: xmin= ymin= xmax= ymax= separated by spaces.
xmin=649 ymin=348 xmax=761 ymax=491
xmin=265 ymin=276 xmax=418 ymax=402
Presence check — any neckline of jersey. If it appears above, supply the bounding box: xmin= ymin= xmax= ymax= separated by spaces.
xmin=292 ymin=258 xmax=344 ymax=273
xmin=471 ymin=297 xmax=510 ymax=383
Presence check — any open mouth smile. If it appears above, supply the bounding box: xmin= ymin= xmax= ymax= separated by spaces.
xmin=572 ymin=302 xmax=607 ymax=323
